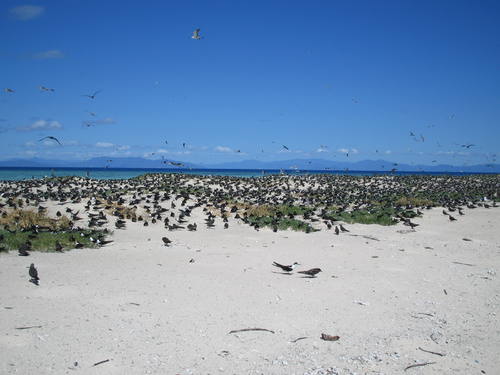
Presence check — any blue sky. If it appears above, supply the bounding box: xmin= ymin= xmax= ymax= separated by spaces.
xmin=1 ymin=0 xmax=499 ymax=166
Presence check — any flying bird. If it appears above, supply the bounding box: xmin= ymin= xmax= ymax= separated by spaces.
xmin=461 ymin=144 xmax=475 ymax=148
xmin=39 ymin=136 xmax=62 ymax=145
xmin=82 ymin=90 xmax=101 ymax=99
xmin=168 ymin=161 xmax=184 ymax=167
xmin=4 ymin=88 xmax=14 ymax=93
xmin=86 ymin=111 xmax=96 ymax=117
xmin=282 ymin=145 xmax=289 ymax=151
xmin=191 ymin=28 xmax=202 ymax=40
xmin=39 ymin=86 xmax=54 ymax=92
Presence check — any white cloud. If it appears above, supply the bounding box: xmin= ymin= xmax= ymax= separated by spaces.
xmin=10 ymin=5 xmax=44 ymax=20
xmin=17 ymin=120 xmax=63 ymax=132
xmin=337 ymin=148 xmax=358 ymax=154
xmin=215 ymin=146 xmax=233 ymax=153
xmin=24 ymin=141 xmax=35 ymax=147
xmin=385 ymin=150 xmax=392 ymax=154
xmin=316 ymin=147 xmax=328 ymax=153
xmin=33 ymin=49 xmax=64 ymax=59
xmin=117 ymin=145 xmax=130 ymax=151
xmin=95 ymin=142 xmax=114 ymax=148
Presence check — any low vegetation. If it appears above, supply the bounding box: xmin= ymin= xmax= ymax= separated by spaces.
xmin=0 ymin=209 xmax=108 ymax=252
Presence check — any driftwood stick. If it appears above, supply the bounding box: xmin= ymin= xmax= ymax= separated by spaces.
xmin=404 ymin=362 xmax=436 ymax=371
xmin=290 ymin=336 xmax=308 ymax=343
xmin=229 ymin=328 xmax=275 ymax=334
xmin=418 ymin=347 xmax=445 ymax=356
xmin=92 ymin=359 xmax=110 ymax=367
xmin=15 ymin=325 xmax=42 ymax=330
xmin=452 ymin=261 xmax=475 ymax=266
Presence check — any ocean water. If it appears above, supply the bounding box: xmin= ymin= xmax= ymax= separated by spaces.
xmin=0 ymin=167 xmax=490 ymax=181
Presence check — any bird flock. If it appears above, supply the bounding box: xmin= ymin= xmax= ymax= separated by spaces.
xmin=3 ymin=27 xmax=495 ymax=170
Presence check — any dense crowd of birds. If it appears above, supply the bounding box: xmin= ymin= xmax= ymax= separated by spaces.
xmin=0 ymin=173 xmax=498 ymax=243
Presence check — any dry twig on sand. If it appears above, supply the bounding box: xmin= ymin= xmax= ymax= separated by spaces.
xmin=404 ymin=362 xmax=436 ymax=371
xmin=15 ymin=325 xmax=42 ymax=330
xmin=93 ymin=359 xmax=110 ymax=367
xmin=290 ymin=336 xmax=308 ymax=343
xmin=229 ymin=328 xmax=275 ymax=334
xmin=418 ymin=347 xmax=445 ymax=356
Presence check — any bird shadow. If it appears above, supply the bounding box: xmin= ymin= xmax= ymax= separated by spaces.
xmin=272 ymin=271 xmax=293 ymax=275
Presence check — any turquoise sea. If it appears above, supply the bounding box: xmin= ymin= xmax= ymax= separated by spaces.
xmin=0 ymin=167 xmax=490 ymax=181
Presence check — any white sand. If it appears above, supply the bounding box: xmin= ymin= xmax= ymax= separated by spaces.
xmin=1 ymin=205 xmax=499 ymax=374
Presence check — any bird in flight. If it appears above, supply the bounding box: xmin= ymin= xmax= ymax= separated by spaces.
xmin=461 ymin=144 xmax=475 ymax=148
xmin=39 ymin=86 xmax=54 ymax=92
xmin=86 ymin=111 xmax=96 ymax=117
xmin=39 ymin=136 xmax=62 ymax=145
xmin=168 ymin=161 xmax=184 ymax=167
xmin=82 ymin=90 xmax=101 ymax=99
xmin=282 ymin=145 xmax=289 ymax=151
xmin=4 ymin=88 xmax=14 ymax=93
xmin=192 ymin=28 xmax=202 ymax=40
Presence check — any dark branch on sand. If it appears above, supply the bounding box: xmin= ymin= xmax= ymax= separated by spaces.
xmin=229 ymin=328 xmax=275 ymax=334
xmin=404 ymin=362 xmax=436 ymax=371
xmin=418 ymin=347 xmax=445 ymax=356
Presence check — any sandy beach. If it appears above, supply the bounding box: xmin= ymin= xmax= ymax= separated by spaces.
xmin=1 ymin=175 xmax=499 ymax=374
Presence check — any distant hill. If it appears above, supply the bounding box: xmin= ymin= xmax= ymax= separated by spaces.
xmin=0 ymin=157 xmax=498 ymax=173
xmin=202 ymin=158 xmax=500 ymax=173
xmin=0 ymin=157 xmax=197 ymax=169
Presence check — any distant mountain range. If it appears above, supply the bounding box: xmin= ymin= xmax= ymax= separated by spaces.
xmin=0 ymin=157 xmax=498 ymax=173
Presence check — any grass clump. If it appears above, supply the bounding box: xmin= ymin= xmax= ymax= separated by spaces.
xmin=246 ymin=215 xmax=316 ymax=232
xmin=0 ymin=228 xmax=106 ymax=252
xmin=335 ymin=209 xmax=398 ymax=226
xmin=0 ymin=209 xmax=72 ymax=231
xmin=395 ymin=196 xmax=436 ymax=207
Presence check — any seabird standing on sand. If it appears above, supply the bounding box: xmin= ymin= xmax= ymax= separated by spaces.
xmin=272 ymin=261 xmax=299 ymax=273
xmin=298 ymin=268 xmax=322 ymax=278
xmin=29 ymin=263 xmax=39 ymax=285
xmin=162 ymin=237 xmax=172 ymax=246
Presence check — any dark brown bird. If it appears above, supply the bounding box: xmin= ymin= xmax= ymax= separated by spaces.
xmin=18 ymin=243 xmax=31 ymax=256
xmin=298 ymin=268 xmax=322 ymax=278
xmin=29 ymin=263 xmax=39 ymax=285
xmin=162 ymin=237 xmax=172 ymax=246
xmin=55 ymin=241 xmax=63 ymax=252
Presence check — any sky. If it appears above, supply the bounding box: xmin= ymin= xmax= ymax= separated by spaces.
xmin=1 ymin=0 xmax=499 ymax=167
